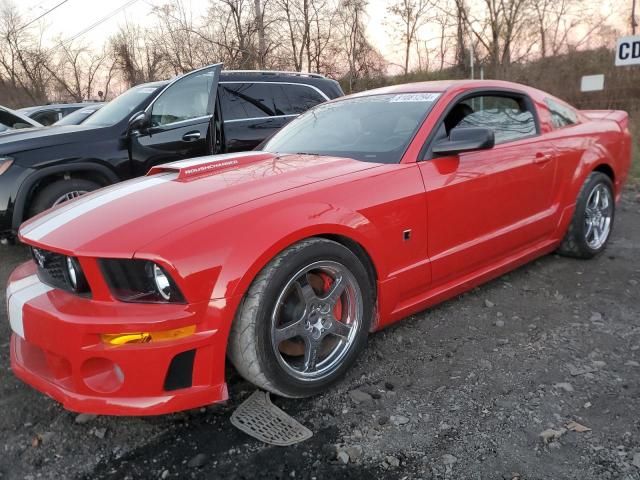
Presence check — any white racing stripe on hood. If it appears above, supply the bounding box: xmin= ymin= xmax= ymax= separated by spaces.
xmin=22 ymin=174 xmax=177 ymax=242
xmin=8 ymin=281 xmax=53 ymax=339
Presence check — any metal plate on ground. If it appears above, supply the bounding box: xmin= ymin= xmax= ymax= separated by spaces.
xmin=230 ymin=391 xmax=313 ymax=446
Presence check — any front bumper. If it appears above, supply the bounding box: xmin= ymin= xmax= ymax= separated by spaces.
xmin=7 ymin=261 xmax=236 ymax=416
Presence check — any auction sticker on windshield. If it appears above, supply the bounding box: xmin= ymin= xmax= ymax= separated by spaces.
xmin=390 ymin=93 xmax=440 ymax=102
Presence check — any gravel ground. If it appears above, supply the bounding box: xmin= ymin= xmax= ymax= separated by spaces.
xmin=1 ymin=187 xmax=639 ymax=480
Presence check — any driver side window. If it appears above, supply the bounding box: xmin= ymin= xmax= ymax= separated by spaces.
xmin=443 ymin=94 xmax=537 ymax=143
xmin=150 ymin=72 xmax=214 ymax=127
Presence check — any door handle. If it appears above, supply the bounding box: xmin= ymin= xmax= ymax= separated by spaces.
xmin=534 ymin=152 xmax=552 ymax=165
xmin=182 ymin=131 xmax=201 ymax=142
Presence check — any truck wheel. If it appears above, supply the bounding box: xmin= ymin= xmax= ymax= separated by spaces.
xmin=28 ymin=179 xmax=101 ymax=217
xmin=227 ymin=238 xmax=373 ymax=398
xmin=558 ymin=172 xmax=615 ymax=259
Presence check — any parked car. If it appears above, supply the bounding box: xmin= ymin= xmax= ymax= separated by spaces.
xmin=18 ymin=103 xmax=99 ymax=126
xmin=52 ymin=103 xmax=105 ymax=126
xmin=7 ymin=80 xmax=631 ymax=415
xmin=0 ymin=106 xmax=42 ymax=133
xmin=0 ymin=64 xmax=343 ymax=241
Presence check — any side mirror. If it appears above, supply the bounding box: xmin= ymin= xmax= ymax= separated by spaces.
xmin=432 ymin=127 xmax=495 ymax=156
xmin=128 ymin=111 xmax=149 ymax=131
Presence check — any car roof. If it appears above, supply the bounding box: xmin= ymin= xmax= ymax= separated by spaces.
xmin=18 ymin=102 xmax=102 ymax=113
xmin=347 ymin=79 xmax=543 ymax=98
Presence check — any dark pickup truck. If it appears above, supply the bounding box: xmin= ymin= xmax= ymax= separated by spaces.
xmin=0 ymin=64 xmax=343 ymax=241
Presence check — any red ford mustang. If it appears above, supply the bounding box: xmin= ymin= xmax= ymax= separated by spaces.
xmin=6 ymin=80 xmax=631 ymax=415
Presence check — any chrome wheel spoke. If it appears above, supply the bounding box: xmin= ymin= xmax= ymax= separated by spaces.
xmin=295 ymin=274 xmax=318 ymax=306
xmin=274 ymin=318 xmax=306 ymax=344
xmin=328 ymin=319 xmax=352 ymax=339
xmin=302 ymin=337 xmax=321 ymax=372
xmin=320 ymin=275 xmax=346 ymax=306
xmin=585 ymin=221 xmax=594 ymax=240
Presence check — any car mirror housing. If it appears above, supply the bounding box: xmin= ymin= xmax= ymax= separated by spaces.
xmin=128 ymin=111 xmax=149 ymax=131
xmin=432 ymin=127 xmax=495 ymax=156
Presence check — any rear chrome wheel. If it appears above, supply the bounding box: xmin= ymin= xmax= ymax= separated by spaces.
xmin=559 ymin=171 xmax=615 ymax=259
xmin=228 ymin=238 xmax=373 ymax=398
xmin=584 ymin=183 xmax=613 ymax=250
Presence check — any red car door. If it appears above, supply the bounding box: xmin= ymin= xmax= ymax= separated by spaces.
xmin=418 ymin=92 xmax=557 ymax=287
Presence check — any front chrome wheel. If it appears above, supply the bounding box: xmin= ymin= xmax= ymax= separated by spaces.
xmin=584 ymin=183 xmax=613 ymax=250
xmin=270 ymin=260 xmax=362 ymax=382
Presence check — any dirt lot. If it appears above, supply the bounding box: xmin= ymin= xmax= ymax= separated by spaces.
xmin=1 ymin=187 xmax=639 ymax=480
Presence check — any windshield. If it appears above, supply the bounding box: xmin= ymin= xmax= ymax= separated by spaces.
xmin=55 ymin=105 xmax=103 ymax=126
xmin=0 ymin=109 xmax=36 ymax=132
xmin=84 ymin=85 xmax=160 ymax=127
xmin=262 ymin=92 xmax=440 ymax=163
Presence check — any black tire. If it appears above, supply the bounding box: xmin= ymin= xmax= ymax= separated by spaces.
xmin=558 ymin=171 xmax=615 ymax=259
xmin=227 ymin=238 xmax=374 ymax=398
xmin=28 ymin=178 xmax=101 ymax=217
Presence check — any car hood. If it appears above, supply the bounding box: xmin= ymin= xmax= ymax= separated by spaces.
xmin=19 ymin=151 xmax=381 ymax=256
xmin=0 ymin=124 xmax=104 ymax=155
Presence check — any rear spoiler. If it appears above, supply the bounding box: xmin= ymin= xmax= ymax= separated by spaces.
xmin=147 ymin=151 xmax=276 ymax=180
xmin=581 ymin=110 xmax=629 ymax=130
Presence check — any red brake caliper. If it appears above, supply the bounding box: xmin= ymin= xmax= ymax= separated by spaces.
xmin=320 ymin=273 xmax=343 ymax=321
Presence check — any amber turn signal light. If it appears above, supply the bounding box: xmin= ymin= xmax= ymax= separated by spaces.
xmin=101 ymin=325 xmax=196 ymax=346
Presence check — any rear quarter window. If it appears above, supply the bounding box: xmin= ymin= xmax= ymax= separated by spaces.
xmin=545 ymin=98 xmax=579 ymax=129
xmin=219 ymin=82 xmax=327 ymax=121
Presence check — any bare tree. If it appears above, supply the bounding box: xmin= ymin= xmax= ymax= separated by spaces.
xmin=110 ymin=22 xmax=167 ymax=86
xmin=388 ymin=0 xmax=432 ymax=74
xmin=453 ymin=0 xmax=532 ymax=78
xmin=254 ymin=0 xmax=266 ymax=68
xmin=0 ymin=2 xmax=51 ymax=105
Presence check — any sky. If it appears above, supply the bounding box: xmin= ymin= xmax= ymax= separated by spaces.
xmin=13 ymin=0 xmax=630 ymax=74
xmin=17 ymin=0 xmax=398 ymax=61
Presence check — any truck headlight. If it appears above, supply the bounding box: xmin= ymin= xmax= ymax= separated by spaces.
xmin=0 ymin=157 xmax=13 ymax=176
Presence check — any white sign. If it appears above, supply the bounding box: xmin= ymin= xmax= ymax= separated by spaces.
xmin=615 ymin=35 xmax=640 ymax=66
xmin=581 ymin=74 xmax=605 ymax=92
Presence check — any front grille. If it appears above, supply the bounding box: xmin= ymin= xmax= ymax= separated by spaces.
xmin=31 ymin=248 xmax=90 ymax=296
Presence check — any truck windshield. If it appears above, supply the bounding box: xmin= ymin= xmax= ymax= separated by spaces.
xmin=262 ymin=92 xmax=441 ymax=164
xmin=84 ymin=85 xmax=161 ymax=127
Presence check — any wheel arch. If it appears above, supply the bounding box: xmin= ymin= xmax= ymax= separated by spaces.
xmin=12 ymin=161 xmax=119 ymax=230
xmin=592 ymin=163 xmax=615 ymax=183
xmin=227 ymin=226 xmax=383 ymax=303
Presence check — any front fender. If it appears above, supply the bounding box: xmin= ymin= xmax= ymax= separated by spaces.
xmin=136 ymin=199 xmax=388 ymax=304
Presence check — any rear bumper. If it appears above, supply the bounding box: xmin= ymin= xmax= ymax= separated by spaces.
xmin=7 ymin=261 xmax=236 ymax=416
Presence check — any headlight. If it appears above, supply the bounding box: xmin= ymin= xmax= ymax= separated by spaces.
xmin=150 ymin=263 xmax=171 ymax=300
xmin=100 ymin=259 xmax=185 ymax=303
xmin=0 ymin=157 xmax=13 ymax=176
xmin=66 ymin=257 xmax=79 ymax=290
